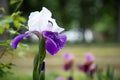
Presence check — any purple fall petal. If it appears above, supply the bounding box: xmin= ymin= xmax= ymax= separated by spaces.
xmin=11 ymin=34 xmax=28 ymax=49
xmin=58 ymin=34 xmax=66 ymax=49
xmin=43 ymin=31 xmax=67 ymax=55
xmin=46 ymin=40 xmax=59 ymax=55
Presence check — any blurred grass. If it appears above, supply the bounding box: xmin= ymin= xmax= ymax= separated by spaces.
xmin=0 ymin=73 xmax=32 ymax=80
xmin=0 ymin=43 xmax=120 ymax=80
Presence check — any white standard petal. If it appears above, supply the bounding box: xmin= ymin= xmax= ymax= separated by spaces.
xmin=28 ymin=11 xmax=41 ymax=31
xmin=38 ymin=7 xmax=52 ymax=31
xmin=49 ymin=18 xmax=64 ymax=33
xmin=28 ymin=7 xmax=52 ymax=32
xmin=40 ymin=7 xmax=52 ymax=18
xmin=28 ymin=7 xmax=64 ymax=33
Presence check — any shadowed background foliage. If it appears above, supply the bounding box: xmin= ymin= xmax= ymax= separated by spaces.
xmin=8 ymin=0 xmax=119 ymax=42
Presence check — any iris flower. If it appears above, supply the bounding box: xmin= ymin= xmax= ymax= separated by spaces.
xmin=62 ymin=53 xmax=74 ymax=71
xmin=11 ymin=7 xmax=67 ymax=55
xmin=78 ymin=53 xmax=96 ymax=78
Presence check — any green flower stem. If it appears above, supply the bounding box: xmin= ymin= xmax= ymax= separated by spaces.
xmin=33 ymin=54 xmax=39 ymax=80
xmin=33 ymin=37 xmax=46 ymax=80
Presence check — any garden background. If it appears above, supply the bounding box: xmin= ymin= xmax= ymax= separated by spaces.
xmin=0 ymin=0 xmax=120 ymax=80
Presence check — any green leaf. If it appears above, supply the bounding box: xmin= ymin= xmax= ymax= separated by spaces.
xmin=5 ymin=23 xmax=10 ymax=29
xmin=18 ymin=17 xmax=26 ymax=23
xmin=19 ymin=43 xmax=29 ymax=49
xmin=0 ymin=62 xmax=14 ymax=77
xmin=110 ymin=68 xmax=114 ymax=80
xmin=11 ymin=11 xmax=26 ymax=29
xmin=96 ymin=65 xmax=103 ymax=80
xmin=0 ymin=40 xmax=11 ymax=46
xmin=0 ymin=8 xmax=6 ymax=14
xmin=11 ymin=11 xmax=21 ymax=20
xmin=13 ymin=20 xmax=21 ymax=28
xmin=10 ymin=0 xmax=21 ymax=5
xmin=9 ymin=30 xmax=16 ymax=34
xmin=106 ymin=65 xmax=110 ymax=77
xmin=0 ymin=27 xmax=4 ymax=34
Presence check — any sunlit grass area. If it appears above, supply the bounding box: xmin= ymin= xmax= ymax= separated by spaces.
xmin=0 ymin=43 xmax=120 ymax=80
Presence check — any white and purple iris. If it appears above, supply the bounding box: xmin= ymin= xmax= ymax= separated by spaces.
xmin=11 ymin=7 xmax=67 ymax=55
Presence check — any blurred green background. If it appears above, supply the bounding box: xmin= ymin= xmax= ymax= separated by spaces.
xmin=0 ymin=0 xmax=120 ymax=80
